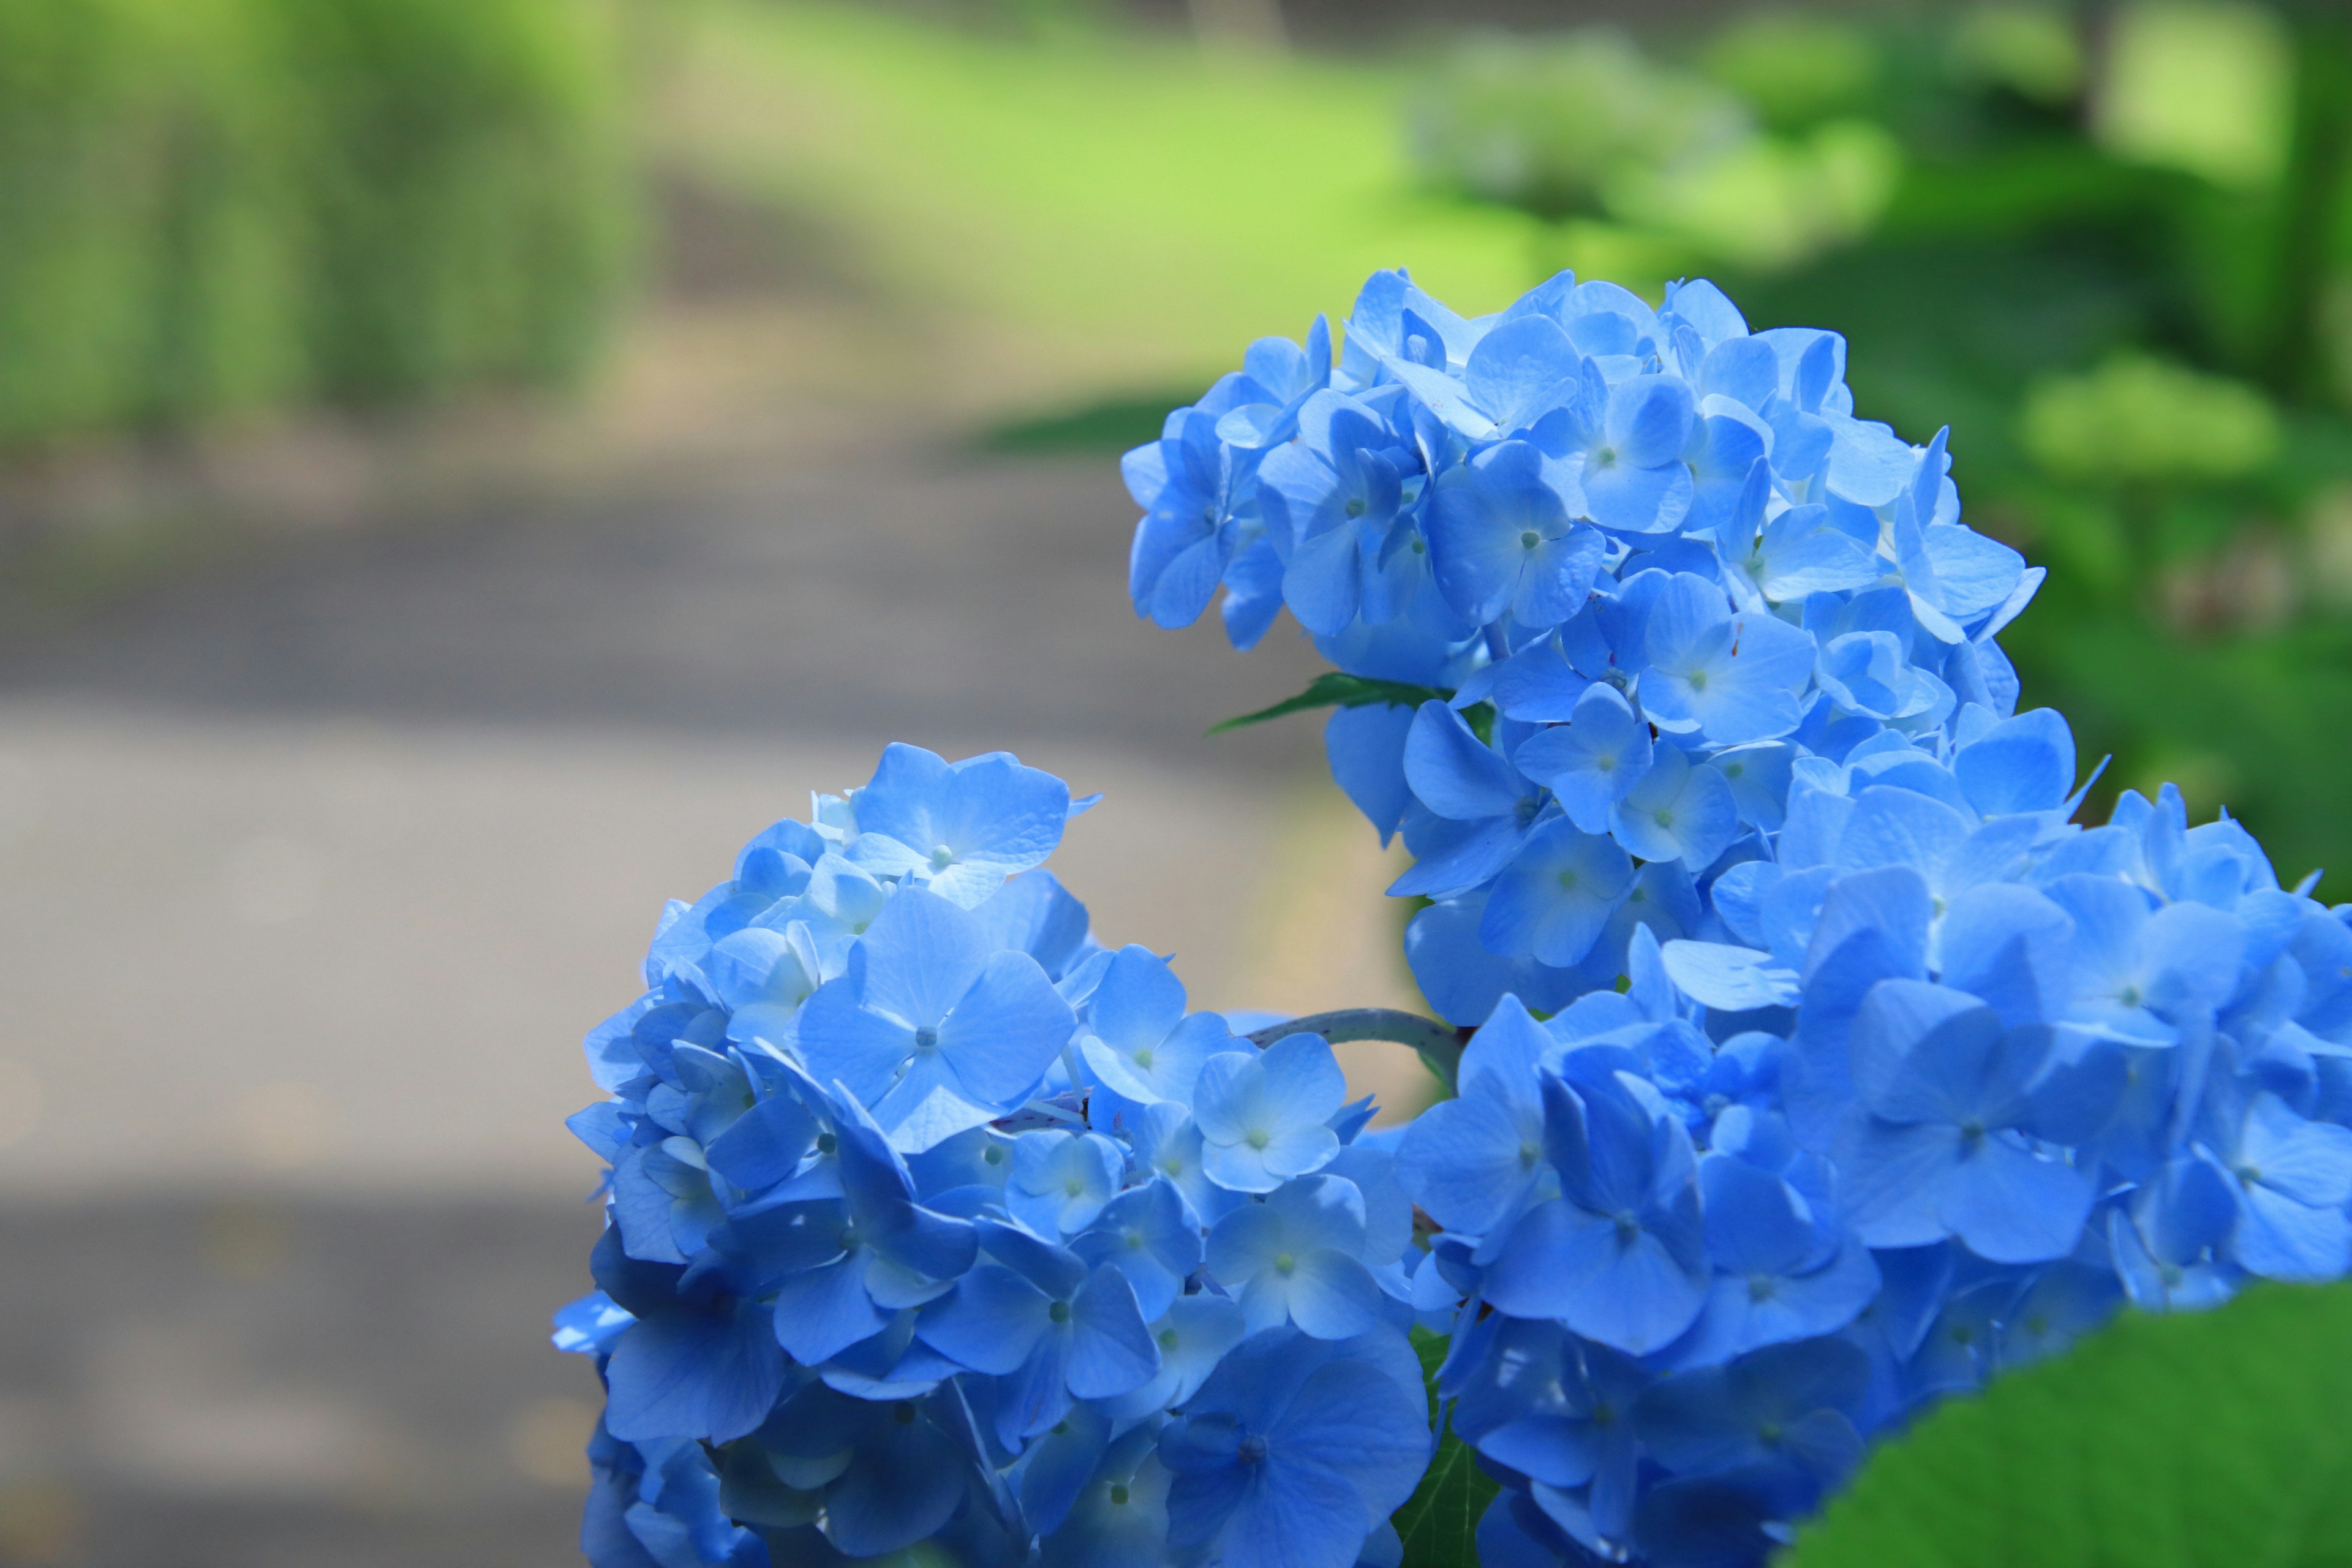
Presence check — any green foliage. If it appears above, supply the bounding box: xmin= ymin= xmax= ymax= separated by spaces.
xmin=1393 ymin=1327 xmax=1501 ymax=1568
xmin=974 ymin=387 xmax=1199 ymax=454
xmin=1205 ymin=672 xmax=1453 ymax=735
xmin=0 ymin=0 xmax=631 ymax=447
xmin=1405 ymin=31 xmax=1746 ymax=223
xmin=1786 ymin=1283 xmax=2352 ymax=1568
xmin=2021 ymin=355 xmax=2282 ymax=484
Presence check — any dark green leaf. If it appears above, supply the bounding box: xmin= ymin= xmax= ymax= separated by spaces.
xmin=1394 ymin=1327 xmax=1501 ymax=1568
xmin=1785 ymin=1283 xmax=2352 ymax=1568
xmin=1205 ymin=673 xmax=1450 ymax=734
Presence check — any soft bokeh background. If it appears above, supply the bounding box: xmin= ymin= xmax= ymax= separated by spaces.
xmin=1 ymin=1 xmax=2346 ymax=1562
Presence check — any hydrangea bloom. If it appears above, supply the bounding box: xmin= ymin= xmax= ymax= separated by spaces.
xmin=1120 ymin=268 xmax=2352 ymax=1566
xmin=558 ymin=744 xmax=1430 ymax=1568
xmin=562 ymin=266 xmax=2352 ymax=1568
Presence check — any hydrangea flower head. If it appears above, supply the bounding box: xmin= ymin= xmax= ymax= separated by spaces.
xmin=560 ymin=263 xmax=2352 ymax=1568
xmin=558 ymin=744 xmax=1429 ymax=1568
xmin=1115 ymin=266 xmax=2352 ymax=1566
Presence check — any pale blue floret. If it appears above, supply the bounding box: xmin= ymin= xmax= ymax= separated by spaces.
xmin=1482 ymin=1069 xmax=1711 ymax=1355
xmin=1077 ymin=944 xmax=1234 ymax=1106
xmin=1482 ymin=819 xmax=1636 ymax=967
xmin=1159 ymin=1329 xmax=1430 ymax=1568
xmin=1071 ymin=1178 xmax=1203 ymax=1319
xmin=1638 ymin=571 xmax=1817 ymax=745
xmin=845 ymin=742 xmax=1074 ymax=908
xmin=1257 ymin=390 xmax=1413 ymax=636
xmin=1426 ymin=440 xmax=1606 ymax=628
xmin=1392 ymin=701 xmax=1548 ymax=898
xmin=1191 ymin=1033 xmax=1348 ymax=1193
xmin=1513 ymin=683 xmax=1654 ymax=834
xmin=1206 ymin=1172 xmax=1385 ymax=1338
xmin=795 ymin=886 xmax=1076 ymax=1152
xmin=1608 ymin=743 xmax=1740 ymax=870
xmin=1007 ymin=1129 xmax=1125 ymax=1237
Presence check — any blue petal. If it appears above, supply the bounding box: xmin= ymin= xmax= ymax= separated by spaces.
xmin=915 ymin=1261 xmax=1051 ymax=1374
xmin=1068 ymin=1265 xmax=1163 ymax=1398
xmin=605 ymin=1300 xmax=784 ymax=1443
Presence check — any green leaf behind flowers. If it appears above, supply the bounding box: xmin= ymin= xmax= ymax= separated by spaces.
xmin=1785 ymin=1282 xmax=2352 ymax=1568
xmin=1207 ymin=672 xmax=1452 ymax=734
xmin=1393 ymin=1326 xmax=1501 ymax=1568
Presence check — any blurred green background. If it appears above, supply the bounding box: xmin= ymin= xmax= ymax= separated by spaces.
xmin=1 ymin=6 xmax=2346 ymax=1561
xmin=6 ymin=0 xmax=2352 ymax=883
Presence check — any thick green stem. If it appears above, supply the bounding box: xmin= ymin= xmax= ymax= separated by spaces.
xmin=1244 ymin=1008 xmax=1474 ymax=1093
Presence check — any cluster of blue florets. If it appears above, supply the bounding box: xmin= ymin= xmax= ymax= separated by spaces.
xmin=1121 ymin=268 xmax=2352 ymax=1565
xmin=1128 ymin=268 xmax=2037 ymax=1025
xmin=560 ymin=266 xmax=2352 ymax=1568
xmin=557 ymin=744 xmax=1430 ymax=1568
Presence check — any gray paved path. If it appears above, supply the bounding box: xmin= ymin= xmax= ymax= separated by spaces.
xmin=0 ymin=442 xmax=1422 ymax=1566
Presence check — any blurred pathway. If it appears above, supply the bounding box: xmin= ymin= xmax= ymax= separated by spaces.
xmin=0 ymin=420 xmax=1426 ymax=1566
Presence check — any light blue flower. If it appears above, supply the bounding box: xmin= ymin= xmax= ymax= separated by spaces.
xmin=1638 ymin=571 xmax=1816 ymax=746
xmin=916 ymin=1219 xmax=1161 ymax=1446
xmin=1122 ymin=1101 xmax=1244 ymax=1229
xmin=1207 ymin=1174 xmax=1384 ymax=1338
xmin=1041 ymin=1426 xmax=1174 ymax=1568
xmin=845 ymin=743 xmax=1074 ymax=908
xmin=1008 ymin=1129 xmax=1124 ymax=1238
xmin=1482 ymin=819 xmax=1637 ymax=967
xmin=1257 ymin=389 xmax=1413 ymax=636
xmin=1392 ymin=701 xmax=1548 ymax=899
xmin=1513 ymin=682 xmax=1654 ymax=834
xmin=1078 ymin=944 xmax=1233 ymax=1106
xmin=796 ymin=887 xmax=1075 ymax=1150
xmin=1126 ymin=406 xmax=1243 ymax=629
xmin=1072 ymin=1178 xmax=1203 ymax=1319
xmin=1191 ymin=1034 xmax=1348 ymax=1193
xmin=1836 ymin=981 xmax=2104 ymax=1263
xmin=1449 ymin=1319 xmax=1651 ymax=1545
xmin=1104 ymin=1292 xmax=1250 ymax=1422
xmin=1539 ymin=373 xmax=1697 ymax=535
xmin=1160 ymin=1329 xmax=1430 ymax=1568
xmin=1679 ymin=1152 xmax=1880 ymax=1363
xmin=1397 ymin=996 xmax=1555 ymax=1235
xmin=1426 ymin=440 xmax=1607 ymax=628
xmin=1608 ymin=743 xmax=1740 ymax=870
xmin=1482 ymin=1069 xmax=1710 ymax=1355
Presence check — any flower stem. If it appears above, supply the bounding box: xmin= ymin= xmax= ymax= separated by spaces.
xmin=1243 ymin=1007 xmax=1474 ymax=1093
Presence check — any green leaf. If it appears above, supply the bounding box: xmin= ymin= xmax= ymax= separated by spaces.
xmin=1394 ymin=1327 xmax=1501 ymax=1568
xmin=1785 ymin=1282 xmax=2352 ymax=1568
xmin=1205 ymin=673 xmax=1450 ymax=735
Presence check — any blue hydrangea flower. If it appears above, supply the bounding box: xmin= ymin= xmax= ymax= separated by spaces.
xmin=1159 ymin=1329 xmax=1430 ymax=1568
xmin=566 ymin=744 xmax=1431 ymax=1568
xmin=796 ymin=886 xmax=1076 ymax=1150
xmin=1205 ymin=1173 xmax=1385 ymax=1338
xmin=1191 ymin=1033 xmax=1348 ymax=1194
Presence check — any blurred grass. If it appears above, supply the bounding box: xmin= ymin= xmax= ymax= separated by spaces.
xmin=0 ymin=0 xmax=633 ymax=450
xmin=654 ymin=0 xmax=1541 ymax=400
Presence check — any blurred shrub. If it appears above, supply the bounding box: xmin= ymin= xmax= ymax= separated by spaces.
xmin=0 ymin=0 xmax=630 ymax=448
xmin=1411 ymin=25 xmax=1897 ymax=275
xmin=2021 ymin=354 xmax=2282 ymax=484
xmin=1405 ymin=32 xmax=1747 ymax=222
xmin=1700 ymin=11 xmax=1880 ymax=132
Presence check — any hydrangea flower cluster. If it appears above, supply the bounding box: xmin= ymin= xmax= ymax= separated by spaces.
xmin=1126 ymin=267 xmax=2036 ymax=1024
xmin=556 ymin=744 xmax=1431 ymax=1568
xmin=557 ymin=265 xmax=2352 ymax=1568
xmin=1124 ymin=268 xmax=2352 ymax=1565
